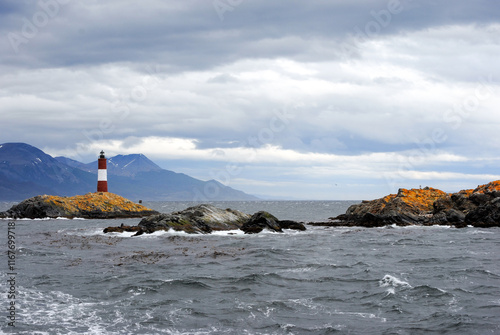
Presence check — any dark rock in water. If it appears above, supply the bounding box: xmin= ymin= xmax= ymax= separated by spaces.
xmin=465 ymin=197 xmax=500 ymax=227
xmin=0 ymin=193 xmax=158 ymax=219
xmin=0 ymin=196 xmax=62 ymax=219
xmin=137 ymin=212 xmax=211 ymax=235
xmin=240 ymin=211 xmax=306 ymax=234
xmin=429 ymin=209 xmax=465 ymax=226
xmin=307 ymin=221 xmax=343 ymax=227
xmin=278 ymin=220 xmax=307 ymax=231
xmin=241 ymin=211 xmax=283 ymax=234
xmin=332 ymin=181 xmax=500 ymax=228
xmin=436 ymin=182 xmax=500 ymax=227
xmin=103 ymin=225 xmax=142 ymax=233
xmin=103 ymin=205 xmax=306 ymax=235
xmin=106 ymin=204 xmax=251 ymax=235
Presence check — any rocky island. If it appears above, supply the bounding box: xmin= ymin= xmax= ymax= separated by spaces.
xmin=103 ymin=204 xmax=307 ymax=235
xmin=3 ymin=180 xmax=500 ymax=230
xmin=0 ymin=192 xmax=158 ymax=219
xmin=324 ymin=180 xmax=500 ymax=228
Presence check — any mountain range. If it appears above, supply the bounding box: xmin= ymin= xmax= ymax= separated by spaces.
xmin=0 ymin=143 xmax=258 ymax=201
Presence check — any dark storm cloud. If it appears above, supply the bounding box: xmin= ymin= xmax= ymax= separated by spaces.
xmin=2 ymin=0 xmax=499 ymax=71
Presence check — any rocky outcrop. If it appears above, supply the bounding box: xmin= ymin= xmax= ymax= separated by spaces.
xmin=241 ymin=211 xmax=306 ymax=234
xmin=278 ymin=220 xmax=307 ymax=231
xmin=104 ymin=205 xmax=307 ymax=235
xmin=329 ymin=181 xmax=500 ymax=228
xmin=0 ymin=193 xmax=158 ymax=219
xmin=437 ymin=181 xmax=500 ymax=227
xmin=330 ymin=187 xmax=446 ymax=227
xmin=135 ymin=204 xmax=250 ymax=235
xmin=241 ymin=211 xmax=283 ymax=233
xmin=103 ymin=224 xmax=143 ymax=233
xmin=465 ymin=198 xmax=500 ymax=227
xmin=425 ymin=181 xmax=500 ymax=227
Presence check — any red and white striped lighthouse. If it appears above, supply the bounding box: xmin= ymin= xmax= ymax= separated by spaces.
xmin=97 ymin=150 xmax=108 ymax=192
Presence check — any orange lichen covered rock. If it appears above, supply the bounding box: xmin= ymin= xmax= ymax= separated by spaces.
xmin=342 ymin=187 xmax=448 ymax=226
xmin=0 ymin=193 xmax=158 ymax=219
xmin=394 ymin=187 xmax=449 ymax=213
xmin=433 ymin=180 xmax=500 ymax=216
xmin=334 ymin=180 xmax=500 ymax=227
xmin=472 ymin=180 xmax=500 ymax=194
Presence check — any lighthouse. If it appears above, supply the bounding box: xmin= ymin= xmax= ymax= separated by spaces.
xmin=97 ymin=150 xmax=108 ymax=192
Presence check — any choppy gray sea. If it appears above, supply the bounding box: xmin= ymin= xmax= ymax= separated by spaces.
xmin=1 ymin=200 xmax=499 ymax=334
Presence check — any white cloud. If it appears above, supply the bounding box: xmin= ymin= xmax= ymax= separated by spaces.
xmin=48 ymin=135 xmax=470 ymax=177
xmin=393 ymin=170 xmax=500 ymax=181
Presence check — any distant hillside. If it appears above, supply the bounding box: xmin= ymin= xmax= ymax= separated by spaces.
xmin=83 ymin=154 xmax=163 ymax=176
xmin=0 ymin=143 xmax=258 ymax=201
xmin=0 ymin=143 xmax=95 ymax=200
xmin=55 ymin=156 xmax=92 ymax=172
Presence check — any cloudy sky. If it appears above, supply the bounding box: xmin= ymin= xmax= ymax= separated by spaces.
xmin=1 ymin=0 xmax=500 ymax=199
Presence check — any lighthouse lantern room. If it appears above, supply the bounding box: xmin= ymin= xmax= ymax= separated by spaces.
xmin=97 ymin=150 xmax=108 ymax=192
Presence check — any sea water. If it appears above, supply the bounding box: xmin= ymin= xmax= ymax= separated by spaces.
xmin=1 ymin=201 xmax=499 ymax=334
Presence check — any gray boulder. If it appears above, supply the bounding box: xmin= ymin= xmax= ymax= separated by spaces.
xmin=465 ymin=197 xmax=500 ymax=227
xmin=113 ymin=204 xmax=250 ymax=235
xmin=241 ymin=211 xmax=306 ymax=234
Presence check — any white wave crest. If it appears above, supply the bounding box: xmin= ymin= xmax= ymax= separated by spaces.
xmin=379 ymin=274 xmax=412 ymax=294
